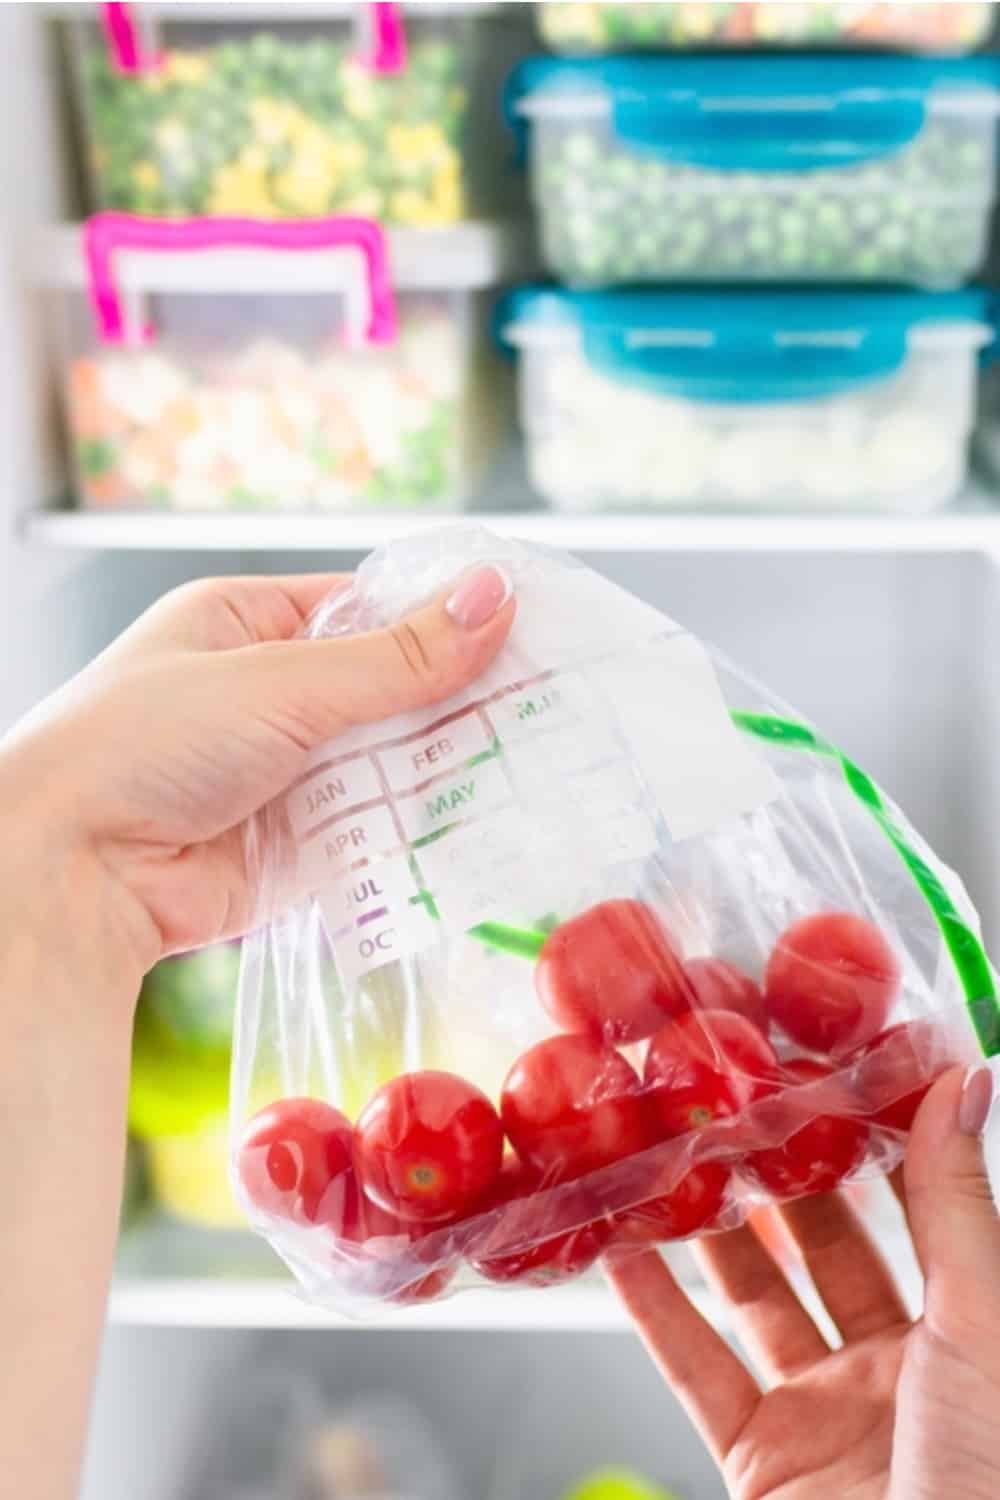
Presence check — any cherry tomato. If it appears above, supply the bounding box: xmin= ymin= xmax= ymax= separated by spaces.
xmin=387 ymin=1265 xmax=457 ymax=1304
xmin=237 ymin=1097 xmax=354 ymax=1224
xmin=325 ymin=1172 xmax=402 ymax=1244
xmin=846 ymin=1022 xmax=940 ymax=1133
xmin=330 ymin=1191 xmax=457 ymax=1305
xmin=609 ymin=1159 xmax=730 ymax=1247
xmin=501 ymin=1034 xmax=647 ymax=1182
xmin=644 ymin=1010 xmax=779 ymax=1141
xmin=535 ymin=898 xmax=692 ymax=1045
xmin=355 ymin=1071 xmax=503 ymax=1224
xmin=765 ymin=912 xmax=900 ymax=1057
xmin=743 ymin=1058 xmax=869 ymax=1200
xmin=684 ymin=957 xmax=767 ymax=1034
xmin=470 ymin=1159 xmax=609 ymax=1286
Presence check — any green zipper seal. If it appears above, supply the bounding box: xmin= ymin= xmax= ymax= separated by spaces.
xmin=733 ymin=712 xmax=1000 ymax=1058
xmin=436 ymin=710 xmax=998 ymax=1059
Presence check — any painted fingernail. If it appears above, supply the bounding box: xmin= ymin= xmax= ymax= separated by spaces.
xmin=445 ymin=565 xmax=512 ymax=631
xmin=959 ymin=1065 xmax=994 ymax=1137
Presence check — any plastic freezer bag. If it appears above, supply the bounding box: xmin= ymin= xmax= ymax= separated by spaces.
xmin=231 ymin=527 xmax=997 ymax=1312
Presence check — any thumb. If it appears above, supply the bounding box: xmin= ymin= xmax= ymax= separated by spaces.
xmin=240 ymin=563 xmax=515 ymax=745
xmin=905 ymin=1061 xmax=1000 ymax=1340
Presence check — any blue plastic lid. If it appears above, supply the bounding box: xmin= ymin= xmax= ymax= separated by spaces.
xmin=506 ymin=54 xmax=1000 ymax=172
xmin=498 ymin=286 xmax=992 ymax=404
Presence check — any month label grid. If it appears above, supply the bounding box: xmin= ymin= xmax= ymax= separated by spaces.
xmin=290 ymin=661 xmax=659 ymax=982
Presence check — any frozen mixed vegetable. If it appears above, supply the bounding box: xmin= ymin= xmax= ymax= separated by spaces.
xmin=77 ymin=28 xmax=468 ymax=225
xmin=66 ymin=304 xmax=471 ymax=510
xmin=533 ymin=117 xmax=993 ymax=286
xmin=538 ymin=3 xmax=994 ymax=54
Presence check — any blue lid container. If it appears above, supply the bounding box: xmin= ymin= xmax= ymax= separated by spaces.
xmin=500 ymin=287 xmax=992 ymax=511
xmin=506 ymin=56 xmax=1000 ymax=287
xmin=500 ymin=286 xmax=993 ymax=402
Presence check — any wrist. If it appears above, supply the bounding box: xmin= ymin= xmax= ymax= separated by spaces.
xmin=0 ymin=743 xmax=150 ymax=1023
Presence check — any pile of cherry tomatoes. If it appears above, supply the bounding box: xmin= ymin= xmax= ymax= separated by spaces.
xmin=238 ymin=898 xmax=940 ymax=1305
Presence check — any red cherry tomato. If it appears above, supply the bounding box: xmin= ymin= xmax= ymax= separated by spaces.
xmin=644 ymin=1010 xmax=779 ymax=1141
xmin=501 ymin=1033 xmax=647 ymax=1182
xmin=846 ymin=1022 xmax=940 ymax=1133
xmin=330 ymin=1190 xmax=457 ymax=1305
xmin=684 ymin=957 xmax=767 ymax=1034
xmin=765 ymin=912 xmax=900 ymax=1057
xmin=609 ymin=1160 xmax=730 ymax=1247
xmin=743 ymin=1058 xmax=869 ymax=1200
xmin=535 ymin=898 xmax=692 ymax=1045
xmin=388 ymin=1265 xmax=457 ymax=1304
xmin=470 ymin=1159 xmax=609 ymax=1286
xmin=355 ymin=1071 xmax=503 ymax=1224
xmin=237 ymin=1097 xmax=354 ymax=1224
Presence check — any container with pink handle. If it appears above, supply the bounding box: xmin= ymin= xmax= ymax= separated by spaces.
xmin=63 ymin=2 xmax=531 ymax=226
xmin=46 ymin=213 xmax=512 ymax=512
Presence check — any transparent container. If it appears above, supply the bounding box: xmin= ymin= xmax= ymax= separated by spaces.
xmin=500 ymin=287 xmax=991 ymax=513
xmin=48 ymin=215 xmax=509 ymax=512
xmin=973 ymin=321 xmax=1000 ymax=491
xmin=537 ymin=3 xmax=996 ymax=55
xmin=66 ymin=1 xmax=530 ymax=225
xmin=509 ymin=55 xmax=1000 ymax=288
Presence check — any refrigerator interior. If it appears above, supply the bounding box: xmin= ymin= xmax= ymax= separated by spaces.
xmin=3 ymin=5 xmax=1000 ymax=1499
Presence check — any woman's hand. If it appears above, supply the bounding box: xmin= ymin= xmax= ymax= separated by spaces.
xmin=0 ymin=563 xmax=512 ymax=1500
xmin=608 ymin=1064 xmax=1000 ymax=1500
xmin=2 ymin=564 xmax=513 ymax=985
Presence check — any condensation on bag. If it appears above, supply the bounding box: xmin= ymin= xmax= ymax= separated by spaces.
xmin=230 ymin=526 xmax=997 ymax=1314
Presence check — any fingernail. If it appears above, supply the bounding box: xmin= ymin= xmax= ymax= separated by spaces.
xmin=959 ymin=1065 xmax=994 ymax=1137
xmin=445 ymin=565 xmax=512 ymax=631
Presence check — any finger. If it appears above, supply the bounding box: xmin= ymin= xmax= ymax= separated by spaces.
xmin=889 ymin=1165 xmax=908 ymax=1216
xmin=779 ymin=1190 xmax=909 ymax=1345
xmin=606 ymin=1249 xmax=760 ymax=1464
xmin=103 ymin=574 xmax=351 ymax=660
xmin=236 ymin=564 xmax=515 ymax=748
xmin=905 ymin=1062 xmax=1000 ymax=1347
xmin=692 ymin=1220 xmax=828 ymax=1381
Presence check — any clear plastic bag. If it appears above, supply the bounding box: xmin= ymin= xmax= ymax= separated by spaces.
xmin=230 ymin=526 xmax=998 ymax=1313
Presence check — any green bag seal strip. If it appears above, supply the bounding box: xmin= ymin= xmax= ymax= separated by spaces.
xmin=457 ymin=711 xmax=999 ymax=1058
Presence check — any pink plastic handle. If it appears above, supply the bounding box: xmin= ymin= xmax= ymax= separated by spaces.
xmin=367 ymin=2 xmax=407 ymax=73
xmin=84 ymin=213 xmax=399 ymax=347
xmin=100 ymin=2 xmax=161 ymax=75
xmin=103 ymin=2 xmax=407 ymax=77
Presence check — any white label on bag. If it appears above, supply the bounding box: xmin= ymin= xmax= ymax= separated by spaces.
xmin=376 ymin=711 xmax=492 ymax=796
xmin=396 ymin=756 xmax=512 ymax=843
xmin=509 ymin=568 xmax=673 ymax=668
xmin=487 ymin=671 xmax=595 ymax=743
xmin=287 ymin=755 xmax=383 ymax=839
xmin=315 ymin=852 xmax=437 ymax=984
xmin=413 ymin=808 xmax=582 ymax=933
xmin=289 ymin=565 xmax=775 ymax=955
xmin=592 ymin=634 xmax=779 ymax=841
xmin=297 ymin=803 xmax=401 ymax=889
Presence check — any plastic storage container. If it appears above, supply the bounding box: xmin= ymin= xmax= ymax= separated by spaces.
xmin=508 ymin=56 xmax=1000 ymax=288
xmin=67 ymin=1 xmax=530 ymax=224
xmin=47 ymin=214 xmax=509 ymax=512
xmin=500 ymin=287 xmax=991 ymax=512
xmin=537 ymin=3 xmax=995 ymax=55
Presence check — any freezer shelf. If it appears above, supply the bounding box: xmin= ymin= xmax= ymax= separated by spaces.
xmin=21 ymin=490 xmax=1000 ymax=554
xmin=112 ymin=1217 xmax=648 ymax=1330
xmin=110 ymin=1202 xmax=921 ymax=1332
